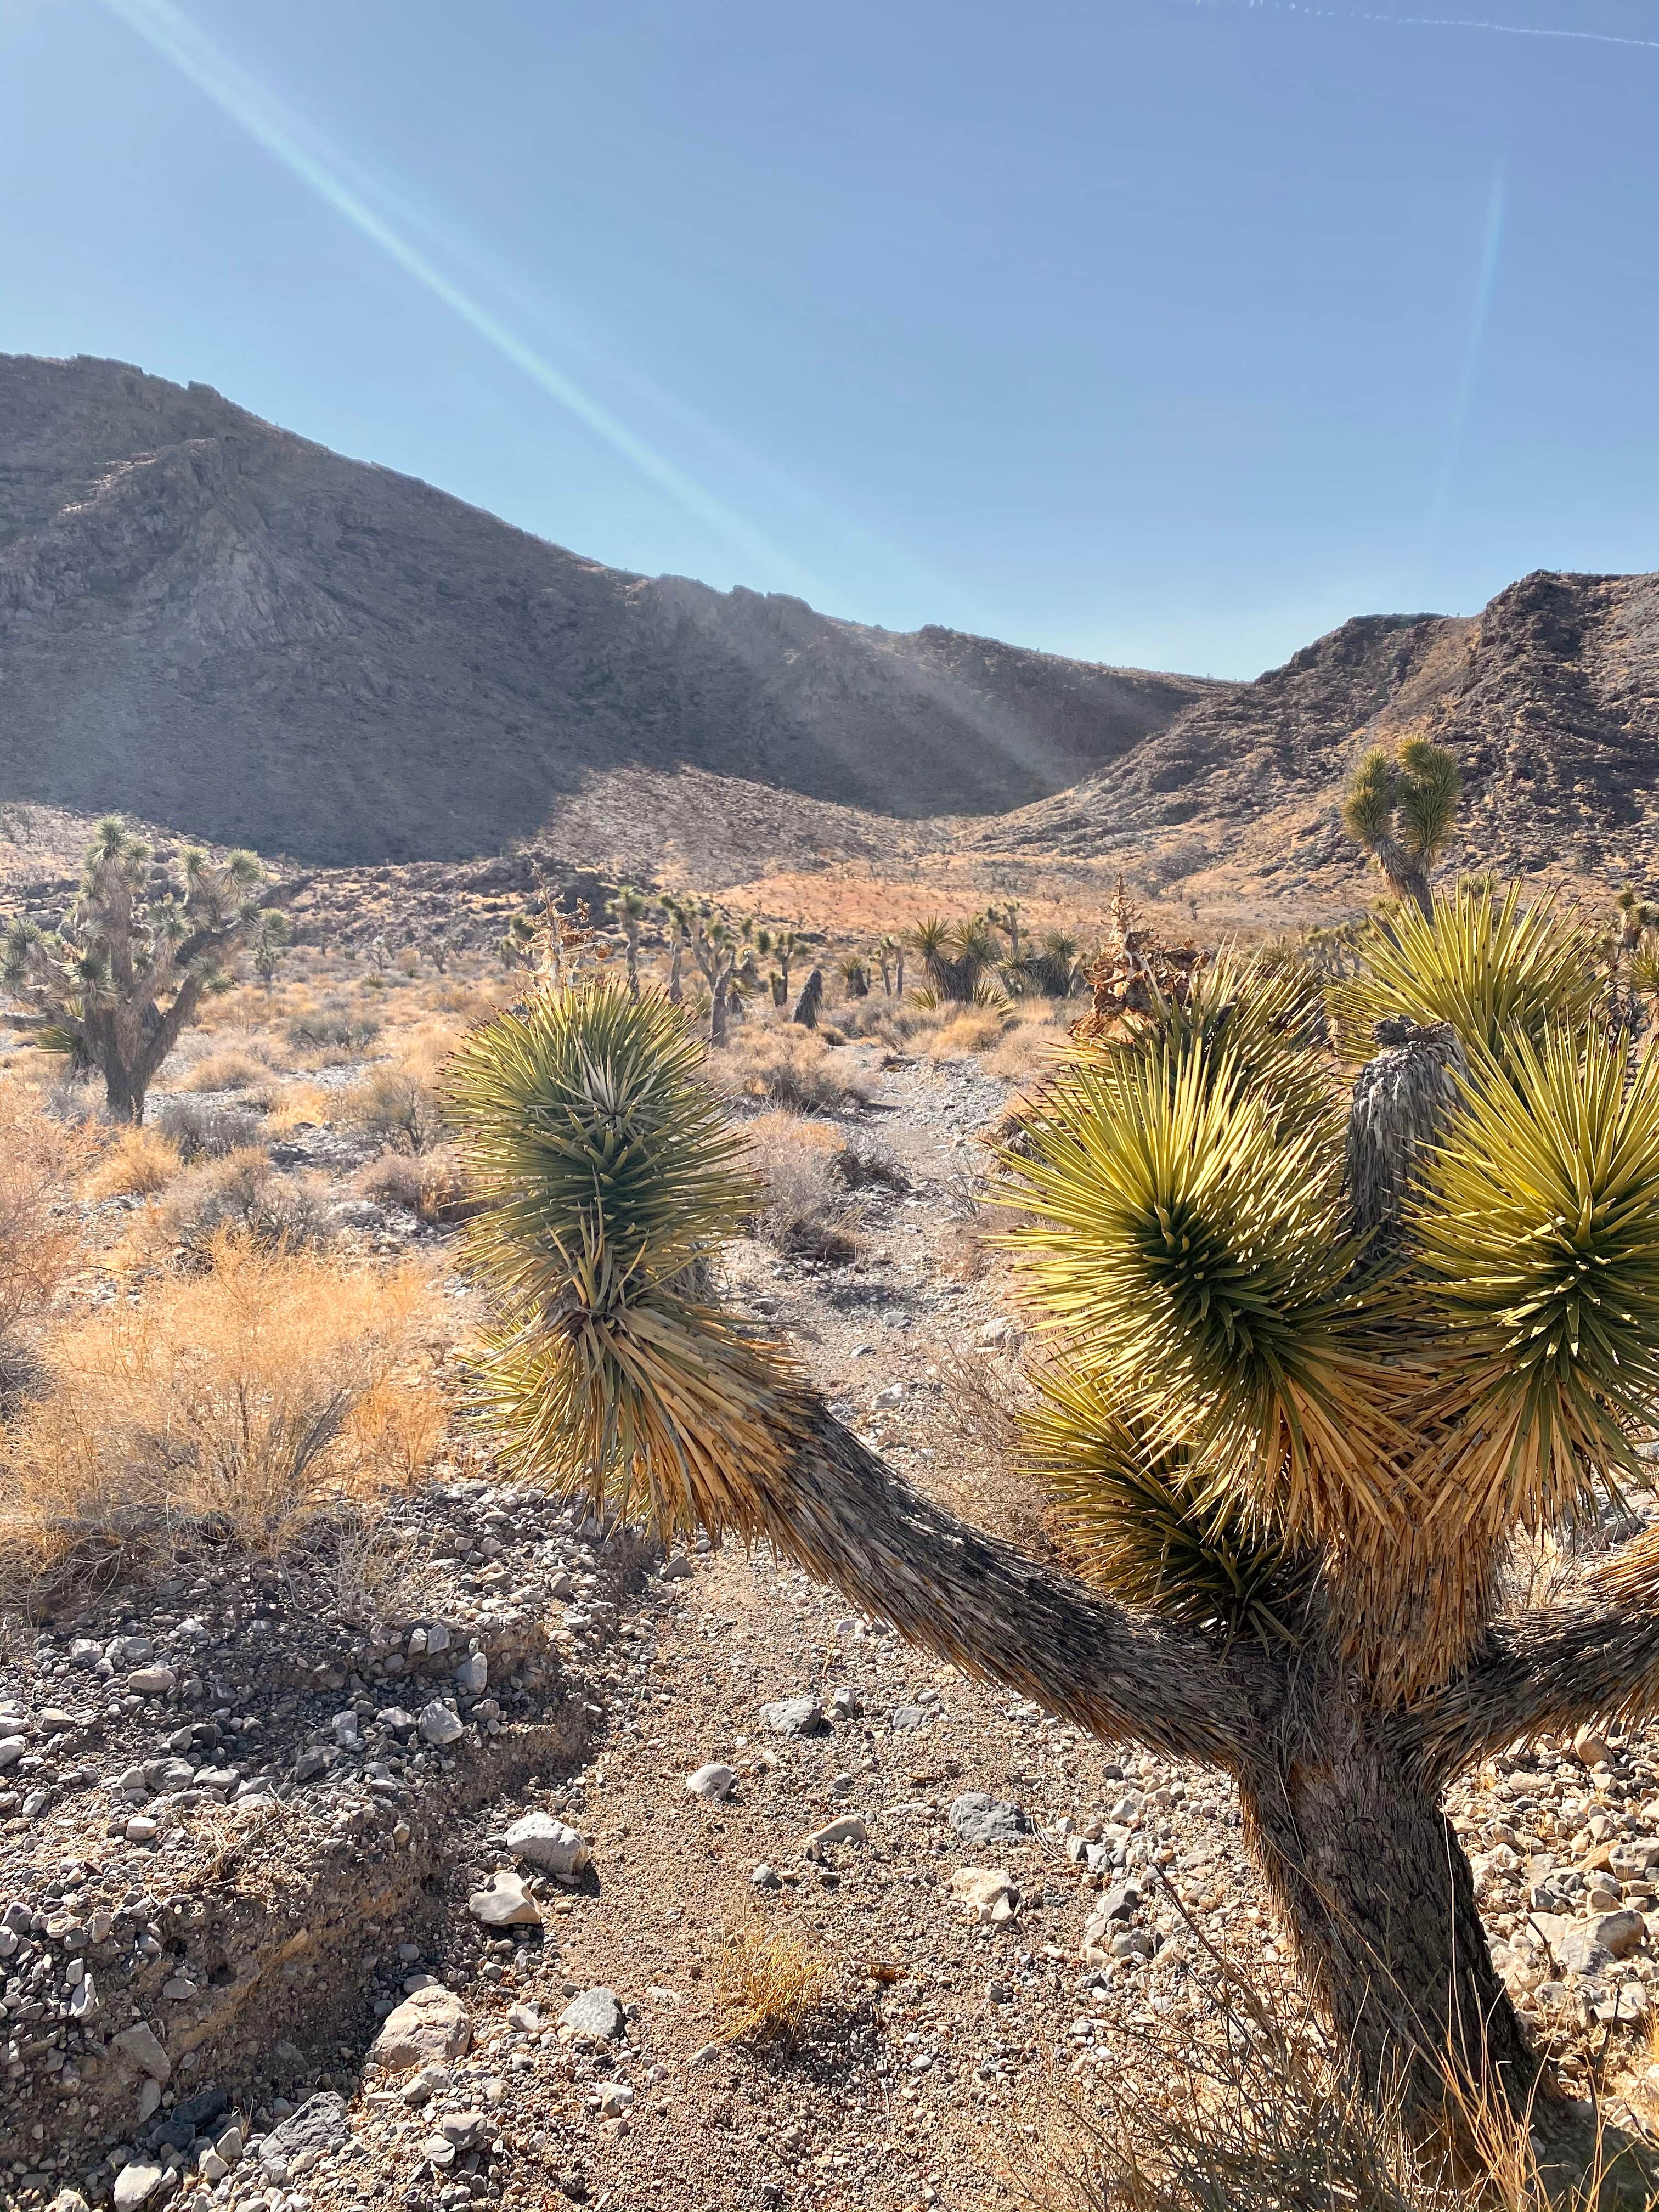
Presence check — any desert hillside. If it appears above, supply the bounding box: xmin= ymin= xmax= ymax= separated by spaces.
xmin=0 ymin=353 xmax=1209 ymax=866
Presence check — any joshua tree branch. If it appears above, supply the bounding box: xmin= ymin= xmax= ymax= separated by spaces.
xmin=1419 ymin=1529 xmax=1659 ymax=1780
xmin=744 ymin=1401 xmax=1271 ymax=1769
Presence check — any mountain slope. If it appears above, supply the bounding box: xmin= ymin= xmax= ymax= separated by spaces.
xmin=974 ymin=569 xmax=1659 ymax=889
xmin=0 ymin=353 xmax=1212 ymax=865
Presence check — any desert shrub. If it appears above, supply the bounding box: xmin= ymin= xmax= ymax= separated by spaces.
xmin=342 ymin=1063 xmax=445 ymax=1153
xmin=714 ymin=1925 xmax=834 ymax=2050
xmin=743 ymin=1112 xmax=860 ymax=1261
xmin=87 ymin=1126 xmax=183 ymax=1199
xmin=1 ymin=1239 xmax=448 ymax=1576
xmin=148 ymin=1149 xmax=334 ymax=1264
xmin=257 ymin=1080 xmax=335 ymax=1135
xmin=930 ymin=1006 xmax=1015 ymax=1057
xmin=354 ymin=1144 xmax=482 ymax=1227
xmin=156 ymin=1094 xmax=267 ymax=1161
xmin=0 ymin=1088 xmax=91 ymax=1401
xmin=285 ymin=1009 xmax=382 ymax=1054
xmin=710 ymin=1025 xmax=871 ymax=1112
xmin=182 ymin=1047 xmax=270 ymax=1093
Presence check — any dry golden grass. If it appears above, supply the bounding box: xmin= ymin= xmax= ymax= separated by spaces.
xmin=1014 ymin=1943 xmax=1657 ymax=2212
xmin=86 ymin=1125 xmax=183 ymax=1199
xmin=341 ymin=1058 xmax=447 ymax=1153
xmin=182 ymin=1048 xmax=270 ymax=1093
xmin=0 ymin=1236 xmax=450 ymax=1580
xmin=743 ymin=1110 xmax=859 ymax=1261
xmin=709 ymin=1022 xmax=872 ymax=1111
xmin=0 ymin=1086 xmax=92 ymax=1335
xmin=929 ymin=1006 xmax=1015 ymax=1057
xmin=713 ymin=1924 xmax=835 ymax=2050
xmin=258 ymin=1079 xmax=335 ymax=1134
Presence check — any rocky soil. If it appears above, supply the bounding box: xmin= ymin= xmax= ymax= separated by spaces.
xmin=4 ymin=1041 xmax=1659 ymax=2212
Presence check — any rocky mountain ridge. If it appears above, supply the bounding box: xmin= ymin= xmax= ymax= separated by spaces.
xmin=3 ymin=353 xmax=1658 ymax=894
xmin=0 ymin=353 xmax=1209 ymax=866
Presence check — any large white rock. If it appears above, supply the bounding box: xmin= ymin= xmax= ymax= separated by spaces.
xmin=369 ymin=1985 xmax=472 ymax=2073
xmin=112 ymin=2164 xmax=165 ymax=2211
xmin=685 ymin=1763 xmax=737 ymax=1801
xmin=467 ymin=1871 xmax=540 ymax=1927
xmin=504 ymin=1814 xmax=589 ymax=1884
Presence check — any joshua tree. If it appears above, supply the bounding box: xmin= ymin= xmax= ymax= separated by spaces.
xmin=990 ymin=899 xmax=1024 ymax=964
xmin=685 ymin=909 xmax=743 ymax=1046
xmin=445 ymin=884 xmax=1659 ymax=2170
xmin=1022 ymin=928 xmax=1080 ymax=1000
xmin=249 ymin=909 xmax=292 ymax=999
xmin=838 ymin=955 xmax=870 ymax=1000
xmin=792 ymin=968 xmax=824 ymax=1029
xmin=773 ymin=929 xmax=799 ymax=1003
xmin=498 ymin=913 xmax=540 ymax=972
xmin=606 ymin=885 xmax=651 ymax=1000
xmin=1343 ymin=738 xmax=1462 ymax=919
xmin=1 ymin=818 xmax=269 ymax=1123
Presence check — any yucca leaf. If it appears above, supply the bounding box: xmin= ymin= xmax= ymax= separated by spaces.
xmin=999 ymin=1038 xmax=1408 ymax=1539
xmin=1023 ymin=1358 xmax=1310 ymax=1643
xmin=1406 ymin=1023 xmax=1659 ymax=1541
xmin=1332 ymin=882 xmax=1600 ymax=1070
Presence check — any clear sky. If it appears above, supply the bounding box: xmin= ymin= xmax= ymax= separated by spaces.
xmin=2 ymin=0 xmax=1656 ymax=678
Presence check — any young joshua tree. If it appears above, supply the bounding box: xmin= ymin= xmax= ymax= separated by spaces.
xmin=1 ymin=817 xmax=269 ymax=1122
xmin=447 ymin=882 xmax=1659 ymax=2173
xmin=606 ymin=885 xmax=651 ymax=1000
xmin=1343 ymin=738 xmax=1462 ymax=919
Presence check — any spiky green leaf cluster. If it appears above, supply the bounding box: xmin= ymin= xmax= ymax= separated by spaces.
xmin=1001 ymin=1038 xmax=1387 ymax=1524
xmin=447 ymin=977 xmax=755 ymax=1316
xmin=1342 ymin=740 xmax=1462 ymax=864
xmin=1408 ymin=1024 xmax=1659 ymax=1533
xmin=447 ymin=978 xmax=796 ymax=1534
xmin=1332 ymin=881 xmax=1601 ymax=1069
xmin=1024 ymin=1358 xmax=1310 ymax=1643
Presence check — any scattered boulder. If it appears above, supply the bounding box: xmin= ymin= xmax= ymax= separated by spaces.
xmin=418 ymin=1701 xmax=465 ymax=1748
xmin=467 ymin=1871 xmax=540 ymax=1927
xmin=805 ymin=1814 xmax=868 ymax=1851
xmin=112 ymin=2022 xmax=171 ymax=2081
xmin=112 ymin=2163 xmax=166 ymax=2211
xmin=560 ymin=1986 xmax=624 ymax=2041
xmin=949 ymin=1791 xmax=1030 ymax=1845
xmin=369 ymin=1987 xmax=472 ymax=2073
xmin=1560 ymin=1911 xmax=1646 ymax=1974
xmin=259 ymin=2094 xmax=350 ymax=2181
xmin=1081 ymin=1882 xmax=1144 ymax=1964
xmin=758 ymin=1696 xmax=827 ymax=1737
xmin=504 ymin=1813 xmax=590 ymax=1883
xmin=686 ymin=1763 xmax=737 ymax=1801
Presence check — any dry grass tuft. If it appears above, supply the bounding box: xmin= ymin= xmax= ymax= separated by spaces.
xmin=710 ymin=1024 xmax=872 ymax=1112
xmin=258 ymin=1080 xmax=335 ymax=1135
xmin=929 ymin=1006 xmax=1017 ymax=1058
xmin=1014 ymin=1941 xmax=1656 ymax=2212
xmin=0 ymin=1087 xmax=92 ymax=1389
xmin=714 ymin=1924 xmax=835 ymax=2050
xmin=0 ymin=1237 xmax=449 ymax=1583
xmin=354 ymin=1144 xmax=481 ymax=1226
xmin=156 ymin=1094 xmax=267 ymax=1161
xmin=86 ymin=1125 xmax=184 ymax=1199
xmin=182 ymin=1047 xmax=271 ymax=1093
xmin=745 ymin=1112 xmax=860 ymax=1262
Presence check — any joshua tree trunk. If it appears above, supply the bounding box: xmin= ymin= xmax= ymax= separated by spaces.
xmin=709 ymin=972 xmax=733 ymax=1047
xmin=1240 ymin=1717 xmax=1539 ymax=2137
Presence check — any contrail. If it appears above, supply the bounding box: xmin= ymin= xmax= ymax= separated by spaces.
xmin=97 ymin=0 xmax=830 ymax=596
xmin=1423 ymin=161 xmax=1505 ymax=589
xmin=1173 ymin=1 xmax=1659 ymax=53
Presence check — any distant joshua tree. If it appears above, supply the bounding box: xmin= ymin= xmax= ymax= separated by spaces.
xmin=249 ymin=909 xmax=292 ymax=998
xmin=1343 ymin=739 xmax=1462 ymax=919
xmin=1 ymin=817 xmax=269 ymax=1122
xmin=606 ymin=885 xmax=651 ymax=1000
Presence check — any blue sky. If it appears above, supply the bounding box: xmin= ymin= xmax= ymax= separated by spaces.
xmin=2 ymin=0 xmax=1656 ymax=677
